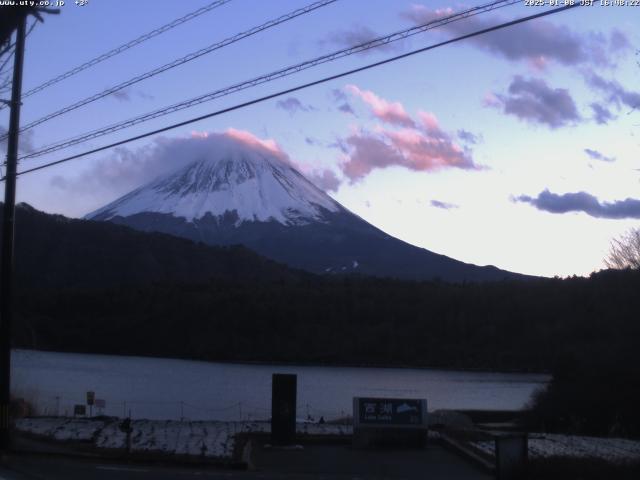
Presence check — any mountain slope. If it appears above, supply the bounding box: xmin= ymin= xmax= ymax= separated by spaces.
xmin=87 ymin=136 xmax=522 ymax=282
xmin=2 ymin=203 xmax=304 ymax=291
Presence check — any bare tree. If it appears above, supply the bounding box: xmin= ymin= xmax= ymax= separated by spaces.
xmin=605 ymin=227 xmax=640 ymax=270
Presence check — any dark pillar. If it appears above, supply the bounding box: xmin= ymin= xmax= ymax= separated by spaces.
xmin=0 ymin=15 xmax=27 ymax=452
xmin=271 ymin=373 xmax=296 ymax=445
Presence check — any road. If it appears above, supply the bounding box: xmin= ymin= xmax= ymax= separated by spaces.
xmin=1 ymin=443 xmax=492 ymax=480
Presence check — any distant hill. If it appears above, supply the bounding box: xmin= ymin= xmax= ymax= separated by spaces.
xmin=1 ymin=203 xmax=305 ymax=291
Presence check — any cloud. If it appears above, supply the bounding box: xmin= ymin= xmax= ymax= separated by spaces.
xmin=430 ymin=199 xmax=458 ymax=210
xmin=321 ymin=25 xmax=404 ymax=55
xmin=275 ymin=96 xmax=314 ymax=115
xmin=111 ymin=88 xmax=154 ymax=102
xmin=338 ymin=102 xmax=355 ymax=115
xmin=402 ymin=5 xmax=630 ymax=68
xmin=489 ymin=76 xmax=580 ymax=129
xmin=341 ymin=127 xmax=476 ymax=182
xmin=457 ymin=129 xmax=481 ymax=144
xmin=308 ymin=169 xmax=341 ymax=192
xmin=385 ymin=129 xmax=475 ymax=170
xmin=590 ymin=102 xmax=616 ymax=125
xmin=335 ymin=85 xmax=478 ymax=182
xmin=584 ymin=70 xmax=640 ymax=112
xmin=136 ymin=90 xmax=155 ymax=101
xmin=51 ymin=129 xmax=296 ymax=197
xmin=584 ymin=148 xmax=615 ymax=163
xmin=111 ymin=90 xmax=131 ymax=102
xmin=341 ymin=133 xmax=406 ymax=180
xmin=331 ymin=88 xmax=356 ymax=115
xmin=346 ymin=85 xmax=415 ymax=128
xmin=515 ymin=189 xmax=640 ymax=219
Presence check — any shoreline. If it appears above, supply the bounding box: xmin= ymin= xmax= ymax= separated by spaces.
xmin=12 ymin=348 xmax=552 ymax=377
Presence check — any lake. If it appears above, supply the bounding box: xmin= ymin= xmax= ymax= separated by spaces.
xmin=11 ymin=349 xmax=549 ymax=421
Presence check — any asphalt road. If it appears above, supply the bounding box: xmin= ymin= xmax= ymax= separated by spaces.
xmin=1 ymin=443 xmax=492 ymax=480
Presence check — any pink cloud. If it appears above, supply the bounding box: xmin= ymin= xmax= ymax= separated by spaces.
xmin=417 ymin=111 xmax=440 ymax=132
xmin=342 ymin=133 xmax=405 ymax=181
xmin=224 ymin=128 xmax=288 ymax=161
xmin=334 ymin=87 xmax=478 ymax=181
xmin=386 ymin=129 xmax=474 ymax=171
xmin=346 ymin=85 xmax=416 ymax=128
xmin=341 ymin=128 xmax=476 ymax=182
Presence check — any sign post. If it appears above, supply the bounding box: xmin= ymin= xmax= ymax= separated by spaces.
xmin=86 ymin=391 xmax=95 ymax=417
xmin=353 ymin=397 xmax=428 ymax=448
xmin=271 ymin=374 xmax=297 ymax=445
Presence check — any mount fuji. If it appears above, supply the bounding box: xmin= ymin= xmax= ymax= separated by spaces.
xmin=86 ymin=132 xmax=519 ymax=282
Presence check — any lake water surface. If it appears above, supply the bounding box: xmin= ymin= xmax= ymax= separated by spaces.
xmin=12 ymin=349 xmax=549 ymax=421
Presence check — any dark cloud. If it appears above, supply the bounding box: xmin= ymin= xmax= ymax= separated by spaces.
xmin=515 ymin=189 xmax=640 ymax=219
xmin=402 ymin=6 xmax=630 ymax=68
xmin=332 ymin=89 xmax=347 ymax=102
xmin=584 ymin=148 xmax=615 ymax=163
xmin=457 ymin=129 xmax=481 ymax=144
xmin=590 ymin=102 xmax=616 ymax=125
xmin=275 ymin=97 xmax=314 ymax=115
xmin=321 ymin=25 xmax=404 ymax=55
xmin=331 ymin=88 xmax=356 ymax=115
xmin=338 ymin=102 xmax=355 ymax=115
xmin=110 ymin=88 xmax=153 ymax=102
xmin=585 ymin=71 xmax=640 ymax=113
xmin=430 ymin=199 xmax=458 ymax=210
xmin=609 ymin=29 xmax=631 ymax=51
xmin=111 ymin=90 xmax=131 ymax=102
xmin=490 ymin=76 xmax=580 ymax=129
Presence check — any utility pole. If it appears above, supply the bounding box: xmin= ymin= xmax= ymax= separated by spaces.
xmin=0 ymin=16 xmax=26 ymax=451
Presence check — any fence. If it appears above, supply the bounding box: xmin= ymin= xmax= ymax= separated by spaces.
xmin=13 ymin=389 xmax=348 ymax=422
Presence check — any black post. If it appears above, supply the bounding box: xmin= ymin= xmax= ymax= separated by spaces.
xmin=0 ymin=16 xmax=26 ymax=451
xmin=271 ymin=373 xmax=297 ymax=445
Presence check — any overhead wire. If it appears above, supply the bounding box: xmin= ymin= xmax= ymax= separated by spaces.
xmin=0 ymin=0 xmax=338 ymax=139
xmin=2 ymin=4 xmax=581 ymax=182
xmin=20 ymin=0 xmax=520 ymax=161
xmin=0 ymin=0 xmax=233 ymax=109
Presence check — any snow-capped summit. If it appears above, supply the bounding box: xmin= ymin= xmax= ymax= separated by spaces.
xmin=87 ymin=130 xmax=522 ymax=282
xmin=87 ymin=136 xmax=340 ymax=226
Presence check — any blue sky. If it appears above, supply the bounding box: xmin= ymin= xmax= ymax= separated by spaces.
xmin=1 ymin=0 xmax=639 ymax=277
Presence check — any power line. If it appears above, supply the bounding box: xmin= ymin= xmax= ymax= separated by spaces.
xmin=20 ymin=0 xmax=519 ymax=161
xmin=0 ymin=0 xmax=233 ymax=108
xmin=4 ymin=4 xmax=580 ymax=181
xmin=0 ymin=0 xmax=338 ymax=139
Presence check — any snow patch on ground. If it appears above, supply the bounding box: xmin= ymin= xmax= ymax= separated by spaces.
xmin=471 ymin=434 xmax=640 ymax=464
xmin=15 ymin=417 xmax=353 ymax=460
xmin=16 ymin=417 xmax=105 ymax=441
